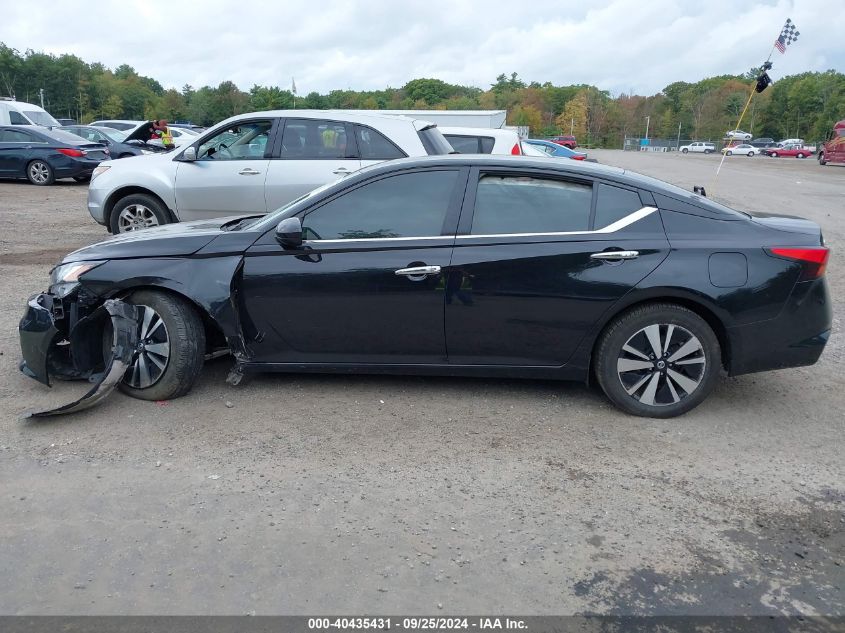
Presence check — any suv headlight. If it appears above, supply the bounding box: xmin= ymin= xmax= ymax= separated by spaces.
xmin=91 ymin=165 xmax=111 ymax=181
xmin=50 ymin=261 xmax=106 ymax=297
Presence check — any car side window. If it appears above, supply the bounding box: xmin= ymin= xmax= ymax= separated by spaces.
xmin=594 ymin=184 xmax=644 ymax=230
xmin=471 ymin=175 xmax=592 ymax=235
xmin=303 ymin=170 xmax=459 ymax=240
xmin=281 ymin=119 xmax=350 ymax=159
xmin=480 ymin=137 xmax=495 ymax=153
xmin=9 ymin=111 xmax=27 ymax=125
xmin=197 ymin=120 xmax=272 ymax=160
xmin=444 ymin=135 xmax=480 ymax=153
xmin=354 ymin=125 xmax=405 ymax=160
xmin=0 ymin=129 xmax=35 ymax=142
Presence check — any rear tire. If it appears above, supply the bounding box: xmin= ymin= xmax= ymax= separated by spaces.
xmin=726 ymin=151 xmax=733 ymax=156
xmin=747 ymin=151 xmax=754 ymax=157
xmin=27 ymin=160 xmax=55 ymax=186
xmin=681 ymin=148 xmax=688 ymax=154
xmin=819 ymin=152 xmax=827 ymax=165
xmin=110 ymin=193 xmax=170 ymax=233
xmin=595 ymin=303 xmax=721 ymax=418
xmin=797 ymin=153 xmax=806 ymax=159
xmin=117 ymin=290 xmax=205 ymax=402
xmin=771 ymin=152 xmax=779 ymax=158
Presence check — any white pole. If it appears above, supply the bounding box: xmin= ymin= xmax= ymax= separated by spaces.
xmin=677 ymin=121 xmax=682 ymax=149
xmin=39 ymin=88 xmax=45 ymax=109
xmin=645 ymin=115 xmax=650 ymax=140
xmin=570 ymin=118 xmax=574 ymax=136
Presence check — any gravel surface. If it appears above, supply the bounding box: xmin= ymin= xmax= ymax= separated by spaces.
xmin=0 ymin=152 xmax=842 ymax=615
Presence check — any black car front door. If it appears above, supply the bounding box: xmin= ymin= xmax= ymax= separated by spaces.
xmin=240 ymin=168 xmax=467 ymax=365
xmin=0 ymin=128 xmax=37 ymax=177
xmin=445 ymin=169 xmax=670 ymax=366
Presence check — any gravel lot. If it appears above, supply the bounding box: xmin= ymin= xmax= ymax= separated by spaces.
xmin=0 ymin=151 xmax=842 ymax=616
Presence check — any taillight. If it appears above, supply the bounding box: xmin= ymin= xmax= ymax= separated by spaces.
xmin=571 ymin=155 xmax=586 ymax=160
xmin=767 ymin=247 xmax=829 ymax=280
xmin=511 ymin=143 xmax=522 ymax=155
xmin=58 ymin=148 xmax=85 ymax=157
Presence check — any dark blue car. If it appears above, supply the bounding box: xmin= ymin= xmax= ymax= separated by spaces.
xmin=0 ymin=125 xmax=109 ymax=185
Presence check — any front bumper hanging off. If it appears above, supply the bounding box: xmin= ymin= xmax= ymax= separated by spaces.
xmin=19 ymin=295 xmax=139 ymax=418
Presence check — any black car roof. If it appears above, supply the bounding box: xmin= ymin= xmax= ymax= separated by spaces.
xmin=354 ymin=155 xmax=746 ymax=219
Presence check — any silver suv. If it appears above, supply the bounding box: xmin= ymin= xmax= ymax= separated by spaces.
xmin=87 ymin=110 xmax=453 ymax=233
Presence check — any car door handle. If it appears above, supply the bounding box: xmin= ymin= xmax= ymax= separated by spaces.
xmin=395 ymin=265 xmax=441 ymax=277
xmin=238 ymin=168 xmax=261 ymax=175
xmin=590 ymin=250 xmax=639 ymax=261
xmin=332 ymin=167 xmax=352 ymax=175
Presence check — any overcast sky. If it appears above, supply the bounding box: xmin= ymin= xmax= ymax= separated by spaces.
xmin=1 ymin=0 xmax=843 ymax=96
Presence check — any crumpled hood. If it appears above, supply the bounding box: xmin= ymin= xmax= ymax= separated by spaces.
xmin=63 ymin=217 xmax=247 ymax=263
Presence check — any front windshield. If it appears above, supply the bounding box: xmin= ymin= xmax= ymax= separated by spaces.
xmin=24 ymin=110 xmax=60 ymax=127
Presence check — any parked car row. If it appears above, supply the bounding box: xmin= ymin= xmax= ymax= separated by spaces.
xmin=0 ymin=125 xmax=110 ymax=184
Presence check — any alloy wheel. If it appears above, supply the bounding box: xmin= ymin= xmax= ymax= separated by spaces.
xmin=118 ymin=204 xmax=160 ymax=232
xmin=616 ymin=324 xmax=706 ymax=407
xmin=125 ymin=305 xmax=170 ymax=389
xmin=29 ymin=162 xmax=50 ymax=184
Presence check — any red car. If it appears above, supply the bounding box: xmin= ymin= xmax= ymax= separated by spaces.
xmin=765 ymin=144 xmax=812 ymax=158
xmin=548 ymin=135 xmax=577 ymax=149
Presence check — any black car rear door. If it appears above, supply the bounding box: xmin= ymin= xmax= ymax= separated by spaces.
xmin=445 ymin=167 xmax=670 ymax=366
xmin=240 ymin=167 xmax=468 ymax=365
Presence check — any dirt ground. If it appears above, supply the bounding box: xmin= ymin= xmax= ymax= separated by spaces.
xmin=0 ymin=150 xmax=842 ymax=616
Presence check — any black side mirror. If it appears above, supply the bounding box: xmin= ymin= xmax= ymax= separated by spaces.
xmin=275 ymin=217 xmax=303 ymax=248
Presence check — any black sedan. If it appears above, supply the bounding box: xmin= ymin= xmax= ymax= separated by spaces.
xmin=18 ymin=156 xmax=831 ymax=418
xmin=0 ymin=125 xmax=109 ymax=185
xmin=59 ymin=125 xmax=163 ymax=159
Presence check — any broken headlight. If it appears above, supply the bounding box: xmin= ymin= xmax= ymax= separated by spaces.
xmin=49 ymin=261 xmax=106 ymax=298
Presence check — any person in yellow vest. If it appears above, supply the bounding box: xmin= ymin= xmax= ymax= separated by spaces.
xmin=151 ymin=119 xmax=175 ymax=149
xmin=321 ymin=126 xmax=338 ymax=148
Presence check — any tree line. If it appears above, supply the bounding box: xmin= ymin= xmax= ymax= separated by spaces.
xmin=2 ymin=43 xmax=844 ymax=146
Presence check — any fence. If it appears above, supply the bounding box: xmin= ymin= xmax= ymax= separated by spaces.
xmin=623 ymin=137 xmax=718 ymax=152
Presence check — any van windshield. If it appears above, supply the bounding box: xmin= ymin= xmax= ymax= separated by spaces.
xmin=23 ymin=111 xmax=60 ymax=127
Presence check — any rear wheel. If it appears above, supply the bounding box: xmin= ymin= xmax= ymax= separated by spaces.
xmin=726 ymin=151 xmax=733 ymax=156
xmin=110 ymin=193 xmax=169 ymax=233
xmin=819 ymin=152 xmax=827 ymax=165
xmin=681 ymin=148 xmax=688 ymax=154
xmin=747 ymin=151 xmax=754 ymax=157
xmin=797 ymin=153 xmax=806 ymax=159
xmin=116 ymin=290 xmax=205 ymax=401
xmin=595 ymin=303 xmax=721 ymax=418
xmin=771 ymin=152 xmax=779 ymax=158
xmin=27 ymin=160 xmax=54 ymax=185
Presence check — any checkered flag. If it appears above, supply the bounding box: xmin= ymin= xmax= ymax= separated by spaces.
xmin=775 ymin=18 xmax=799 ymax=54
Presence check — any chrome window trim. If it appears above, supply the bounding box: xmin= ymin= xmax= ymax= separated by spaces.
xmin=461 ymin=206 xmax=657 ymax=240
xmin=302 ymin=206 xmax=658 ymax=245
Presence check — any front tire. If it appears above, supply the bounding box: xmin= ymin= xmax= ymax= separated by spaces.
xmin=726 ymin=151 xmax=733 ymax=156
xmin=797 ymin=153 xmax=806 ymax=159
xmin=747 ymin=151 xmax=754 ymax=157
xmin=771 ymin=152 xmax=779 ymax=158
xmin=27 ymin=160 xmax=55 ymax=186
xmin=595 ymin=303 xmax=721 ymax=418
xmin=110 ymin=193 xmax=169 ymax=233
xmin=681 ymin=148 xmax=689 ymax=154
xmin=819 ymin=152 xmax=827 ymax=165
xmin=117 ymin=290 xmax=205 ymax=402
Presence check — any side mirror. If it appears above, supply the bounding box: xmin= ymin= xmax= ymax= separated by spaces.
xmin=181 ymin=146 xmax=197 ymax=161
xmin=275 ymin=217 xmax=303 ymax=249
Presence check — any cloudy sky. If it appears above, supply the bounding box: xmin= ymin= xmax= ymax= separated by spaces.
xmin=1 ymin=0 xmax=843 ymax=96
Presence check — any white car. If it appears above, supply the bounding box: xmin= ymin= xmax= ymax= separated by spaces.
xmin=679 ymin=142 xmax=716 ymax=154
xmin=721 ymin=144 xmax=756 ymax=156
xmin=87 ymin=110 xmax=454 ymax=233
xmin=779 ymin=138 xmax=804 ymax=146
xmin=725 ymin=130 xmax=753 ymax=140
xmin=439 ymin=126 xmax=523 ymax=155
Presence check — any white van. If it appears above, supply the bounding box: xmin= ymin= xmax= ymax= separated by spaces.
xmin=0 ymin=98 xmax=60 ymax=127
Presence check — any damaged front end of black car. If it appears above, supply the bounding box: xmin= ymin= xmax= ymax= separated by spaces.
xmin=18 ymin=260 xmax=141 ymax=418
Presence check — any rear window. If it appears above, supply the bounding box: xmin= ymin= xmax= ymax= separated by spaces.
xmin=355 ymin=125 xmax=405 ymax=160
xmin=443 ymin=134 xmax=496 ymax=154
xmin=418 ymin=126 xmax=454 ymax=155
xmin=471 ymin=175 xmax=593 ymax=235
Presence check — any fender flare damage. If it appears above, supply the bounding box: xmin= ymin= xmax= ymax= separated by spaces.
xmin=22 ymin=299 xmax=139 ymax=419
